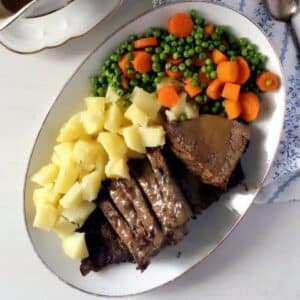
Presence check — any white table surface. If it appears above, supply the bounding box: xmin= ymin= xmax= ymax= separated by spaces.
xmin=1 ymin=1 xmax=299 ymax=299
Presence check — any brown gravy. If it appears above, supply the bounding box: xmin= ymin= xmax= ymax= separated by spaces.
xmin=2 ymin=0 xmax=32 ymax=13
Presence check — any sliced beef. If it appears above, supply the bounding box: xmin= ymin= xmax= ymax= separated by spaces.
xmin=117 ymin=178 xmax=165 ymax=249
xmin=79 ymin=208 xmax=131 ymax=276
xmin=165 ymin=115 xmax=250 ymax=190
xmin=146 ymin=148 xmax=191 ymax=226
xmin=108 ymin=180 xmax=148 ymax=248
xmin=130 ymin=150 xmax=191 ymax=245
xmin=99 ymin=197 xmax=152 ymax=270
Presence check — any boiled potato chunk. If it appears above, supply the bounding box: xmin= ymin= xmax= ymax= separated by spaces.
xmin=53 ymin=142 xmax=74 ymax=167
xmin=53 ymin=217 xmax=78 ymax=239
xmin=84 ymin=97 xmax=105 ymax=112
xmin=73 ymin=140 xmax=106 ymax=172
xmin=33 ymin=185 xmax=60 ymax=207
xmin=51 ymin=152 xmax=60 ymax=166
xmin=105 ymin=158 xmax=129 ymax=179
xmin=98 ymin=132 xmax=127 ymax=161
xmin=165 ymin=110 xmax=177 ymax=122
xmin=139 ymin=126 xmax=166 ymax=148
xmin=131 ymin=87 xmax=161 ymax=119
xmin=33 ymin=203 xmax=59 ymax=231
xmin=106 ymin=85 xmax=121 ymax=103
xmin=62 ymin=201 xmax=95 ymax=225
xmin=170 ymin=92 xmax=186 ymax=117
xmin=184 ymin=102 xmax=199 ymax=119
xmin=60 ymin=182 xmax=83 ymax=208
xmin=31 ymin=163 xmax=59 ymax=186
xmin=54 ymin=159 xmax=80 ymax=194
xmin=81 ymin=170 xmax=103 ymax=202
xmin=80 ymin=110 xmax=105 ymax=135
xmin=62 ymin=232 xmax=88 ymax=260
xmin=122 ymin=125 xmax=145 ymax=154
xmin=125 ymin=103 xmax=149 ymax=127
xmin=104 ymin=103 xmax=124 ymax=133
xmin=57 ymin=114 xmax=88 ymax=143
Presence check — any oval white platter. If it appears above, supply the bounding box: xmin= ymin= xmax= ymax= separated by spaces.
xmin=23 ymin=1 xmax=286 ymax=297
xmin=0 ymin=0 xmax=123 ymax=54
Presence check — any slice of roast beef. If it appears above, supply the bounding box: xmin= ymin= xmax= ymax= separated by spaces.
xmin=79 ymin=208 xmax=132 ymax=276
xmin=165 ymin=115 xmax=250 ymax=190
xmin=99 ymin=197 xmax=152 ymax=270
xmin=108 ymin=180 xmax=148 ymax=248
xmin=116 ymin=178 xmax=165 ymax=249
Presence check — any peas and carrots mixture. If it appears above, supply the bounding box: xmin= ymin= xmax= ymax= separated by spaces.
xmin=91 ymin=10 xmax=280 ymax=122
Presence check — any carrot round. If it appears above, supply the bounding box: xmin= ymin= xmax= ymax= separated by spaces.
xmin=167 ymin=56 xmax=183 ymax=65
xmin=118 ymin=53 xmax=129 ymax=75
xmin=224 ymin=99 xmax=241 ymax=120
xmin=121 ymin=75 xmax=129 ymax=89
xmin=184 ymin=78 xmax=202 ymax=98
xmin=158 ymin=85 xmax=180 ymax=108
xmin=134 ymin=37 xmax=158 ymax=49
xmin=236 ymin=56 xmax=250 ymax=84
xmin=222 ymin=83 xmax=241 ymax=102
xmin=131 ymin=51 xmax=152 ymax=73
xmin=239 ymin=92 xmax=260 ymax=122
xmin=165 ymin=69 xmax=183 ymax=80
xmin=212 ymin=49 xmax=228 ymax=65
xmin=168 ymin=12 xmax=194 ymax=38
xmin=217 ymin=60 xmax=239 ymax=83
xmin=256 ymin=71 xmax=280 ymax=92
xmin=206 ymin=79 xmax=225 ymax=100
xmin=204 ymin=23 xmax=214 ymax=36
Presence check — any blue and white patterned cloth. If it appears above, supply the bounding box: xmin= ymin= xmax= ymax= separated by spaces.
xmin=153 ymin=0 xmax=300 ymax=204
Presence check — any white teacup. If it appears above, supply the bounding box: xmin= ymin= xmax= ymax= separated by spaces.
xmin=0 ymin=0 xmax=72 ymax=30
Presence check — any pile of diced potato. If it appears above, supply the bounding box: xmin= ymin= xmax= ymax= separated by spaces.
xmin=31 ymin=87 xmax=165 ymax=260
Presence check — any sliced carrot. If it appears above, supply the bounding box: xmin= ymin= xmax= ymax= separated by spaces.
xmin=212 ymin=49 xmax=228 ymax=65
xmin=239 ymin=92 xmax=260 ymax=122
xmin=198 ymin=71 xmax=213 ymax=86
xmin=217 ymin=60 xmax=239 ymax=83
xmin=204 ymin=23 xmax=214 ymax=36
xmin=158 ymin=85 xmax=180 ymax=108
xmin=118 ymin=53 xmax=129 ymax=75
xmin=121 ymin=75 xmax=129 ymax=89
xmin=236 ymin=56 xmax=250 ymax=84
xmin=168 ymin=12 xmax=194 ymax=38
xmin=184 ymin=78 xmax=202 ymax=98
xmin=206 ymin=79 xmax=225 ymax=100
xmin=165 ymin=69 xmax=183 ymax=80
xmin=167 ymin=56 xmax=184 ymax=65
xmin=134 ymin=37 xmax=158 ymax=49
xmin=222 ymin=83 xmax=241 ymax=102
xmin=131 ymin=51 xmax=152 ymax=73
xmin=224 ymin=99 xmax=241 ymax=120
xmin=256 ymin=71 xmax=280 ymax=92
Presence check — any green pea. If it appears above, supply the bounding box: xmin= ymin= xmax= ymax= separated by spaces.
xmin=164 ymin=44 xmax=171 ymax=53
xmin=200 ymin=82 xmax=207 ymax=89
xmin=179 ymin=63 xmax=186 ymax=71
xmin=155 ymin=47 xmax=162 ymax=54
xmin=188 ymin=49 xmax=194 ymax=56
xmin=201 ymin=41 xmax=209 ymax=48
xmin=166 ymin=62 xmax=172 ymax=70
xmin=219 ymin=45 xmax=226 ymax=52
xmin=195 ymin=40 xmax=202 ymax=46
xmin=186 ymin=36 xmax=193 ymax=43
xmin=190 ymin=9 xmax=198 ymax=18
xmin=171 ymin=66 xmax=179 ymax=72
xmin=153 ymin=63 xmax=161 ymax=72
xmin=158 ymin=71 xmax=165 ymax=77
xmin=160 ymin=52 xmax=167 ymax=60
xmin=97 ymin=87 xmax=105 ymax=96
xmin=239 ymin=38 xmax=247 ymax=46
xmin=184 ymin=70 xmax=192 ymax=78
xmin=212 ymin=106 xmax=219 ymax=113
xmin=178 ymin=38 xmax=185 ymax=45
xmin=129 ymin=79 xmax=138 ymax=86
xmin=208 ymin=44 xmax=214 ymax=51
xmin=241 ymin=49 xmax=248 ymax=57
xmin=199 ymin=52 xmax=206 ymax=60
xmin=122 ymin=99 xmax=131 ymax=108
xmin=127 ymin=44 xmax=133 ymax=51
xmin=177 ymin=46 xmax=184 ymax=53
xmin=211 ymin=33 xmax=219 ymax=41
xmin=195 ymin=32 xmax=203 ymax=40
xmin=195 ymin=95 xmax=203 ymax=103
xmin=127 ymin=52 xmax=134 ymax=60
xmin=142 ymin=73 xmax=150 ymax=82
xmin=209 ymin=70 xmax=217 ymax=79
xmin=205 ymin=58 xmax=212 ymax=65
xmin=215 ymin=26 xmax=223 ymax=35
xmin=173 ymin=52 xmax=181 ymax=59
xmin=183 ymin=50 xmax=190 ymax=58
xmin=154 ymin=77 xmax=162 ymax=85
xmin=171 ymin=41 xmax=177 ymax=47
xmin=192 ymin=78 xmax=199 ymax=87
xmin=185 ymin=58 xmax=193 ymax=66
xmin=230 ymin=56 xmax=237 ymax=61
xmin=145 ymin=47 xmax=153 ymax=53
xmin=201 ymin=65 xmax=207 ymax=73
xmin=195 ymin=18 xmax=204 ymax=25
xmin=152 ymin=54 xmax=159 ymax=62
xmin=195 ymin=46 xmax=202 ymax=54
xmin=203 ymin=95 xmax=208 ymax=102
